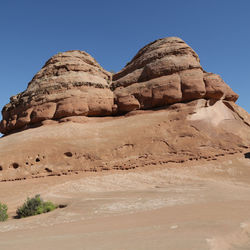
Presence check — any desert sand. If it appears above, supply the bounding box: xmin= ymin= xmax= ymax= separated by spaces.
xmin=0 ymin=155 xmax=250 ymax=250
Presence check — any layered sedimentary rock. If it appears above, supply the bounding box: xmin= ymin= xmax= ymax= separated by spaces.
xmin=0 ymin=37 xmax=249 ymax=181
xmin=112 ymin=37 xmax=238 ymax=112
xmin=0 ymin=99 xmax=249 ymax=181
xmin=0 ymin=50 xmax=113 ymax=134
xmin=0 ymin=37 xmax=240 ymax=135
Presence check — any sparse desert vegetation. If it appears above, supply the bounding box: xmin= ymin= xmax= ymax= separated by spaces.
xmin=16 ymin=194 xmax=57 ymax=218
xmin=0 ymin=202 xmax=8 ymax=222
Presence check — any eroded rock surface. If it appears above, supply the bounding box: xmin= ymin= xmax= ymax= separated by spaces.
xmin=0 ymin=99 xmax=249 ymax=181
xmin=0 ymin=50 xmax=113 ymax=134
xmin=112 ymin=37 xmax=238 ymax=112
xmin=0 ymin=37 xmax=241 ymax=135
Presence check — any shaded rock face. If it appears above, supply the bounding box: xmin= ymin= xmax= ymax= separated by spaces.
xmin=0 ymin=37 xmax=239 ymax=135
xmin=0 ymin=50 xmax=113 ymax=134
xmin=112 ymin=37 xmax=238 ymax=112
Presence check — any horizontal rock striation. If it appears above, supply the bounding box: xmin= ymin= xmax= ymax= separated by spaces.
xmin=0 ymin=37 xmax=240 ymax=135
xmin=0 ymin=38 xmax=249 ymax=181
xmin=0 ymin=98 xmax=249 ymax=181
xmin=0 ymin=51 xmax=114 ymax=134
xmin=112 ymin=37 xmax=238 ymax=112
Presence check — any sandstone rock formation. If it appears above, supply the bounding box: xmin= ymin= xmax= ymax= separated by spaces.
xmin=0 ymin=37 xmax=249 ymax=181
xmin=0 ymin=37 xmax=240 ymax=135
xmin=112 ymin=37 xmax=238 ymax=112
xmin=0 ymin=98 xmax=249 ymax=182
xmin=0 ymin=50 xmax=113 ymax=134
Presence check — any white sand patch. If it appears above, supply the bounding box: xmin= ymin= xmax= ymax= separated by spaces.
xmin=97 ymin=197 xmax=194 ymax=214
xmin=188 ymin=100 xmax=235 ymax=126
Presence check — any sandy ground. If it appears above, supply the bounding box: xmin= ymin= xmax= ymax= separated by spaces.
xmin=0 ymin=155 xmax=250 ymax=250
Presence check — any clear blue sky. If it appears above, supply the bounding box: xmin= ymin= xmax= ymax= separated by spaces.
xmin=0 ymin=0 xmax=249 ymax=114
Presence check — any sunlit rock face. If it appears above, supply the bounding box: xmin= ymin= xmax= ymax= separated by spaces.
xmin=112 ymin=37 xmax=238 ymax=113
xmin=0 ymin=38 xmax=249 ymax=182
xmin=0 ymin=37 xmax=239 ymax=135
xmin=0 ymin=50 xmax=114 ymax=134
